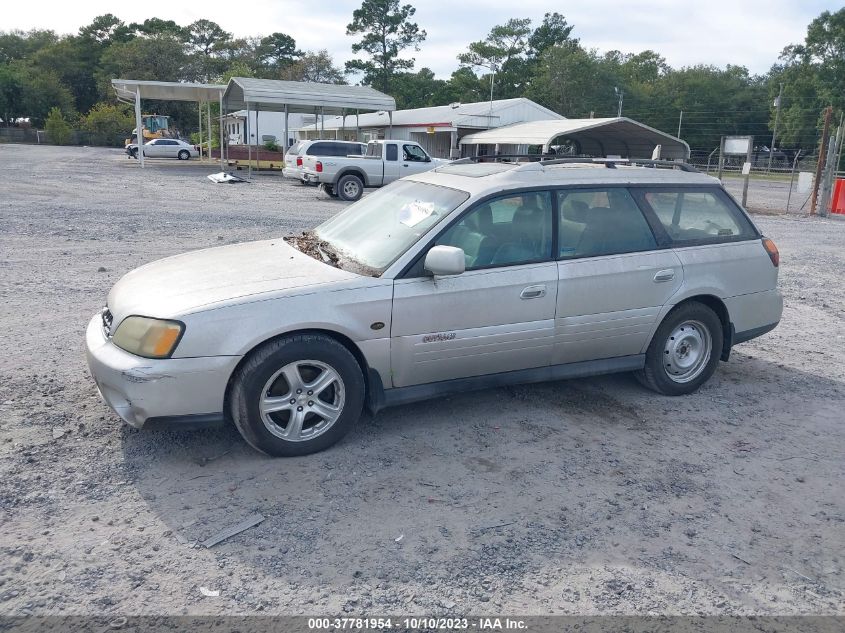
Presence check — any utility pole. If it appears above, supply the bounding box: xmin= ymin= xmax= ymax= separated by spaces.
xmin=677 ymin=110 xmax=683 ymax=138
xmin=614 ymin=87 xmax=623 ymax=117
xmin=811 ymin=106 xmax=833 ymax=215
xmin=767 ymin=83 xmax=783 ymax=174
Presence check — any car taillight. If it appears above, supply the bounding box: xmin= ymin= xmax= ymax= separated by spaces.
xmin=316 ymin=161 xmax=323 ymax=173
xmin=296 ymin=157 xmax=302 ymax=166
xmin=762 ymin=237 xmax=779 ymax=267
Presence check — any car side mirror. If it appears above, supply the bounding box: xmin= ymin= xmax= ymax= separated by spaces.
xmin=424 ymin=245 xmax=465 ymax=276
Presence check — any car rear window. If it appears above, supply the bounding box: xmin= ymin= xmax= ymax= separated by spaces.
xmin=306 ymin=142 xmax=366 ymax=157
xmin=637 ymin=187 xmax=757 ymax=243
xmin=286 ymin=141 xmax=304 ymax=156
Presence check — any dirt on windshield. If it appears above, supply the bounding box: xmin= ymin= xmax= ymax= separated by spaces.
xmin=284 ymin=230 xmax=381 ymax=277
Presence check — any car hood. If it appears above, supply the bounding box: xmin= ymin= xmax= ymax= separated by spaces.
xmin=107 ymin=238 xmax=357 ymax=324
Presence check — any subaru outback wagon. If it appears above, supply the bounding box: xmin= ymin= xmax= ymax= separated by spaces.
xmin=85 ymin=158 xmax=782 ymax=456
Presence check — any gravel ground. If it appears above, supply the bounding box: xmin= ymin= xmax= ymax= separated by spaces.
xmin=0 ymin=144 xmax=843 ymax=617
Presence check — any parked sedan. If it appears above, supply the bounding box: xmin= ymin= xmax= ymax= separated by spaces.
xmin=126 ymin=138 xmax=199 ymax=160
xmin=86 ymin=158 xmax=782 ymax=457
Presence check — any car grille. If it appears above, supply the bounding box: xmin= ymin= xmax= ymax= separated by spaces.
xmin=101 ymin=307 xmax=113 ymax=337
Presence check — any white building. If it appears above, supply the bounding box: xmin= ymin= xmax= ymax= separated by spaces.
xmin=298 ymin=97 xmax=563 ymax=158
xmin=221 ymin=110 xmax=320 ymax=147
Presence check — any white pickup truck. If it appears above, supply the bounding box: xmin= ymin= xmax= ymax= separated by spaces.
xmin=300 ymin=140 xmax=449 ymax=201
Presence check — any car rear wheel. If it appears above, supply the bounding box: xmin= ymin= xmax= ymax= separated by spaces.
xmin=229 ymin=334 xmax=364 ymax=456
xmin=636 ymin=302 xmax=723 ymax=396
xmin=177 ymin=149 xmax=190 ymax=160
xmin=337 ymin=174 xmax=364 ymax=201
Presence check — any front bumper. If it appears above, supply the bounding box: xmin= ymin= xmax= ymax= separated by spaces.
xmin=85 ymin=314 xmax=241 ymax=428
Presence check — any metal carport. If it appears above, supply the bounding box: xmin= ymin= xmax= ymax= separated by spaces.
xmin=112 ymin=79 xmax=226 ymax=169
xmin=223 ymin=78 xmax=396 ymax=173
xmin=459 ymin=117 xmax=690 ymax=160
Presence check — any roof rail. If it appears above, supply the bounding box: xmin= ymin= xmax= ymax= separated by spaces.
xmin=446 ymin=154 xmax=699 ymax=173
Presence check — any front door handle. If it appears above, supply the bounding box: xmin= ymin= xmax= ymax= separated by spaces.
xmin=520 ymin=285 xmax=546 ymax=299
xmin=653 ymin=269 xmax=675 ymax=283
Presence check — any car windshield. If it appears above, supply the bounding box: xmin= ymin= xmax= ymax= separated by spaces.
xmin=314 ymin=180 xmax=469 ymax=274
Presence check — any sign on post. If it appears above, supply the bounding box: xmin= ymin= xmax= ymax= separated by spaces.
xmin=720 ymin=135 xmax=754 ymax=207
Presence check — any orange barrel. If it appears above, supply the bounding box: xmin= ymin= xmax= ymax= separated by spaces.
xmin=833 ymin=178 xmax=845 ymax=214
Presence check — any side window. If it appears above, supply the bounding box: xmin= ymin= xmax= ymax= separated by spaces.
xmin=306 ymin=142 xmax=326 ymax=155
xmin=385 ymin=144 xmax=398 ymax=161
xmin=557 ymin=188 xmax=656 ymax=259
xmin=403 ymin=144 xmax=428 ymax=162
xmin=640 ymin=189 xmax=755 ymax=243
xmin=436 ymin=192 xmax=553 ymax=269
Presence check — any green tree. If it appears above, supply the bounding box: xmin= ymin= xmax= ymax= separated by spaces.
xmin=281 ymin=50 xmax=346 ymax=84
xmin=0 ymin=29 xmax=58 ymax=63
xmin=391 ymin=67 xmax=444 ymax=108
xmin=22 ymin=70 xmax=76 ymax=127
xmin=130 ymin=18 xmax=187 ymax=40
xmin=45 ymin=107 xmax=71 ymax=144
xmin=0 ymin=63 xmax=26 ymax=124
xmin=186 ymin=19 xmax=230 ymax=56
xmin=258 ymin=32 xmax=302 ymax=71
xmin=98 ymin=35 xmax=190 ymax=84
xmin=458 ymin=18 xmax=532 ymax=99
xmin=345 ymin=0 xmax=426 ymax=93
xmin=527 ymin=12 xmax=574 ymax=57
xmin=78 ymin=14 xmax=133 ymax=45
xmin=82 ymin=102 xmax=135 ymax=145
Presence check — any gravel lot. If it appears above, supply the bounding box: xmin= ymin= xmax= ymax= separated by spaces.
xmin=0 ymin=144 xmax=843 ymax=617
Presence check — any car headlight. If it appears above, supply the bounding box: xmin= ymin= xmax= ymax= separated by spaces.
xmin=112 ymin=316 xmax=184 ymax=359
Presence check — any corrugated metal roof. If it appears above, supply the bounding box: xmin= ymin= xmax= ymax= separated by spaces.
xmin=223 ymin=78 xmax=395 ymax=114
xmin=459 ymin=118 xmax=690 ymax=159
xmin=301 ymin=97 xmax=563 ymax=130
xmin=112 ymin=79 xmax=226 ymax=102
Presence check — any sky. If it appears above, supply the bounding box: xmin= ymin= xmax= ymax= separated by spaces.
xmin=3 ymin=0 xmax=841 ymax=78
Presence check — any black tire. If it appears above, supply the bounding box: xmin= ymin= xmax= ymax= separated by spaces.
xmin=636 ymin=301 xmax=723 ymax=396
xmin=177 ymin=149 xmax=190 ymax=160
xmin=230 ymin=334 xmax=365 ymax=457
xmin=336 ymin=174 xmax=364 ymax=201
xmin=324 ymin=185 xmax=338 ymax=198
xmin=130 ymin=148 xmax=138 ymax=159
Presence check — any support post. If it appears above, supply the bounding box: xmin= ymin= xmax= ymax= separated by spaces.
xmin=134 ymin=88 xmax=144 ymax=168
xmin=206 ymin=102 xmax=212 ymax=163
xmin=741 ymin=136 xmax=753 ymax=208
xmin=356 ymin=110 xmax=360 ymax=142
xmin=255 ymin=109 xmax=260 ymax=174
xmin=767 ymin=83 xmax=783 ymax=174
xmin=819 ymin=125 xmax=841 ymax=217
xmin=320 ymin=107 xmax=325 ymax=137
xmin=284 ymin=105 xmax=289 ymax=153
xmin=198 ymin=102 xmax=203 ymax=162
xmin=717 ymin=136 xmax=725 ymax=181
xmin=219 ymin=91 xmax=225 ymax=171
xmin=786 ymin=150 xmax=802 ymax=213
xmin=247 ymin=101 xmax=252 ymax=181
xmin=677 ymin=110 xmax=683 ymax=138
xmin=811 ymin=106 xmax=833 ymax=215
xmin=388 ymin=110 xmax=393 ymax=139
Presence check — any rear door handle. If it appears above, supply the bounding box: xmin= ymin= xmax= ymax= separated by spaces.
xmin=653 ymin=269 xmax=675 ymax=282
xmin=520 ymin=285 xmax=546 ymax=299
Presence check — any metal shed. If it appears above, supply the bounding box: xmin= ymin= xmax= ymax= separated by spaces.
xmin=112 ymin=79 xmax=226 ymax=169
xmin=459 ymin=117 xmax=690 ymax=160
xmin=224 ymin=78 xmax=396 ymax=160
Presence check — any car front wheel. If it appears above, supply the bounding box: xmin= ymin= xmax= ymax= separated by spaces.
xmin=230 ymin=334 xmax=364 ymax=456
xmin=636 ymin=301 xmax=723 ymax=396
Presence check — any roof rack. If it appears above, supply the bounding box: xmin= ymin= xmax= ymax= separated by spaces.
xmin=447 ymin=155 xmax=699 ymax=173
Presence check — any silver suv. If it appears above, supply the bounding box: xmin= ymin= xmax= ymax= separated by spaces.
xmin=85 ymin=159 xmax=782 ymax=457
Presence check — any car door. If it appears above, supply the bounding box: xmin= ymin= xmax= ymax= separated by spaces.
xmin=142 ymin=140 xmax=160 ymax=157
xmin=162 ymin=140 xmax=180 ymax=158
xmin=382 ymin=143 xmax=401 ymax=183
xmin=401 ymin=144 xmax=434 ymax=177
xmin=390 ymin=191 xmax=559 ymax=387
xmin=553 ymin=187 xmax=683 ymax=365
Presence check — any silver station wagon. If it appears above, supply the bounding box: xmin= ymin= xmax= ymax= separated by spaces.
xmin=85 ymin=158 xmax=783 ymax=456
